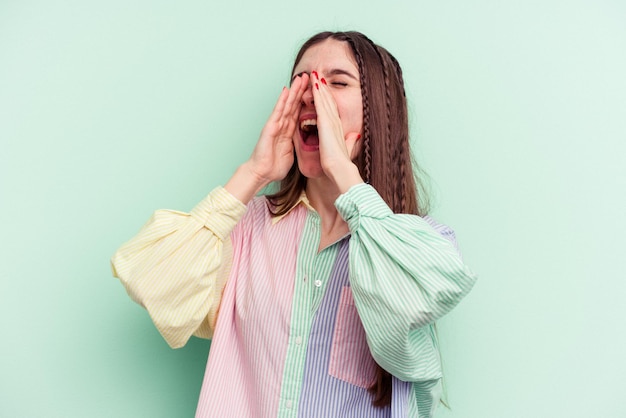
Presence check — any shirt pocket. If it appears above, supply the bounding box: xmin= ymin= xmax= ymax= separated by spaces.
xmin=328 ymin=286 xmax=377 ymax=389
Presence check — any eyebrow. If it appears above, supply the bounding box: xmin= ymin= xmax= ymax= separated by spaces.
xmin=291 ymin=68 xmax=359 ymax=83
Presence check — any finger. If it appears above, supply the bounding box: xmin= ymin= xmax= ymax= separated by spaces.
xmin=294 ymin=72 xmax=309 ymax=100
xmin=278 ymin=75 xmax=307 ymax=136
xmin=268 ymin=73 xmax=307 ymax=125
xmin=312 ymin=75 xmax=340 ymax=124
xmin=268 ymin=86 xmax=290 ymax=124
xmin=284 ymin=73 xmax=308 ymax=119
xmin=312 ymin=74 xmax=344 ymax=143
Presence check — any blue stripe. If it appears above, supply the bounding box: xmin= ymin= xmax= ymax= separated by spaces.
xmin=297 ymin=238 xmax=411 ymax=418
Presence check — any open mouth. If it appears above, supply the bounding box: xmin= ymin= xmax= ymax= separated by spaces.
xmin=300 ymin=118 xmax=319 ymax=148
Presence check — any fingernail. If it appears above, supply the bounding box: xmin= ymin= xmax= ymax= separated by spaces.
xmin=357 ymin=134 xmax=362 ymax=140
xmin=315 ymin=83 xmax=319 ymax=90
xmin=312 ymin=71 xmax=319 ymax=79
xmin=321 ymin=78 xmax=327 ymax=85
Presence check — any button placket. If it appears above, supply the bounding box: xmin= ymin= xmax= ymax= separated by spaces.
xmin=276 ymin=211 xmax=320 ymax=418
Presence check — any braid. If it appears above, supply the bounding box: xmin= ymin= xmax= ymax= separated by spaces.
xmin=398 ymin=141 xmax=409 ymax=213
xmin=363 ymin=122 xmax=372 ymax=184
xmin=386 ymin=49 xmax=414 ymax=214
xmin=390 ymin=51 xmax=408 ymax=212
xmin=347 ymin=37 xmax=372 ymax=184
xmin=389 ymin=54 xmax=406 ymax=97
xmin=375 ymin=45 xmax=401 ymax=212
xmin=390 ymin=52 xmax=419 ymax=215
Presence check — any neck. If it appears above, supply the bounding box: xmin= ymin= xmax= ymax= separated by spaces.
xmin=306 ymin=177 xmax=340 ymax=219
xmin=306 ymin=177 xmax=350 ymax=251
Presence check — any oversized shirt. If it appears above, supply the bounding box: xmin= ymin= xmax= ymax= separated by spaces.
xmin=111 ymin=183 xmax=477 ymax=418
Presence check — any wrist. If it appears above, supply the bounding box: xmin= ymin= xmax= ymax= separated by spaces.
xmin=225 ymin=162 xmax=270 ymax=205
xmin=329 ymin=162 xmax=364 ymax=194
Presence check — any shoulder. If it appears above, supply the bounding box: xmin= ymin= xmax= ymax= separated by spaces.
xmin=240 ymin=195 xmax=303 ymax=225
xmin=250 ymin=195 xmax=271 ymax=212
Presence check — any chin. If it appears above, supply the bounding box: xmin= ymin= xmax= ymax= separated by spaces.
xmin=296 ymin=161 xmax=325 ymax=179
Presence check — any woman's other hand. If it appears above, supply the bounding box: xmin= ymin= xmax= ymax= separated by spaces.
xmin=225 ymin=74 xmax=308 ymax=203
xmin=249 ymin=74 xmax=309 ymax=183
xmin=311 ymin=73 xmax=363 ymax=193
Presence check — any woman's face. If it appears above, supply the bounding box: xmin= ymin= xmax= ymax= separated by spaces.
xmin=291 ymin=39 xmax=363 ymax=179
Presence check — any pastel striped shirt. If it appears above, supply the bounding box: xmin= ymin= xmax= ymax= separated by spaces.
xmin=111 ymin=183 xmax=477 ymax=418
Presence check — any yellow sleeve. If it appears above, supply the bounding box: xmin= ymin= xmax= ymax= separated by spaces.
xmin=110 ymin=187 xmax=247 ymax=348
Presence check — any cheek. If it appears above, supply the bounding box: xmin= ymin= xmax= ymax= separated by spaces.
xmin=344 ymin=111 xmax=363 ymax=133
xmin=336 ymin=102 xmax=363 ymax=132
xmin=355 ymin=109 xmax=364 ymax=131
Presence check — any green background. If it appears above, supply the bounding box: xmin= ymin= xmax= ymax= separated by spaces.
xmin=1 ymin=1 xmax=625 ymax=417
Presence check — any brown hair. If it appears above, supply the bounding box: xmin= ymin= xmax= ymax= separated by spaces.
xmin=267 ymin=31 xmax=430 ymax=407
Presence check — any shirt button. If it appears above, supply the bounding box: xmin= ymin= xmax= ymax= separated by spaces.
xmin=295 ymin=336 xmax=302 ymax=345
xmin=286 ymin=400 xmax=293 ymax=409
xmin=314 ymin=279 xmax=322 ymax=287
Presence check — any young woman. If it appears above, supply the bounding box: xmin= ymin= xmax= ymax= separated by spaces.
xmin=111 ymin=31 xmax=477 ymax=418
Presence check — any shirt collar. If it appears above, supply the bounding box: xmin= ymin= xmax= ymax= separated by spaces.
xmin=271 ymin=191 xmax=315 ymax=225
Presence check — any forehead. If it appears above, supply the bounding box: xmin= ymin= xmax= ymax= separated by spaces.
xmin=293 ymin=39 xmax=358 ymax=75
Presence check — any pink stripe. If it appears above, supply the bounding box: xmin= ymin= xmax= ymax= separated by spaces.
xmin=328 ymin=286 xmax=377 ymax=389
xmin=195 ymin=198 xmax=307 ymax=418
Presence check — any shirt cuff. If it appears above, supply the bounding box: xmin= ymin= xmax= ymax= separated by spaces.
xmin=334 ymin=183 xmax=393 ymax=231
xmin=190 ymin=186 xmax=248 ymax=240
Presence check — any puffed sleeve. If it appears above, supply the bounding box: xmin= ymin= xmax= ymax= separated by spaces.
xmin=334 ymin=183 xmax=477 ymax=381
xmin=110 ymin=187 xmax=247 ymax=348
